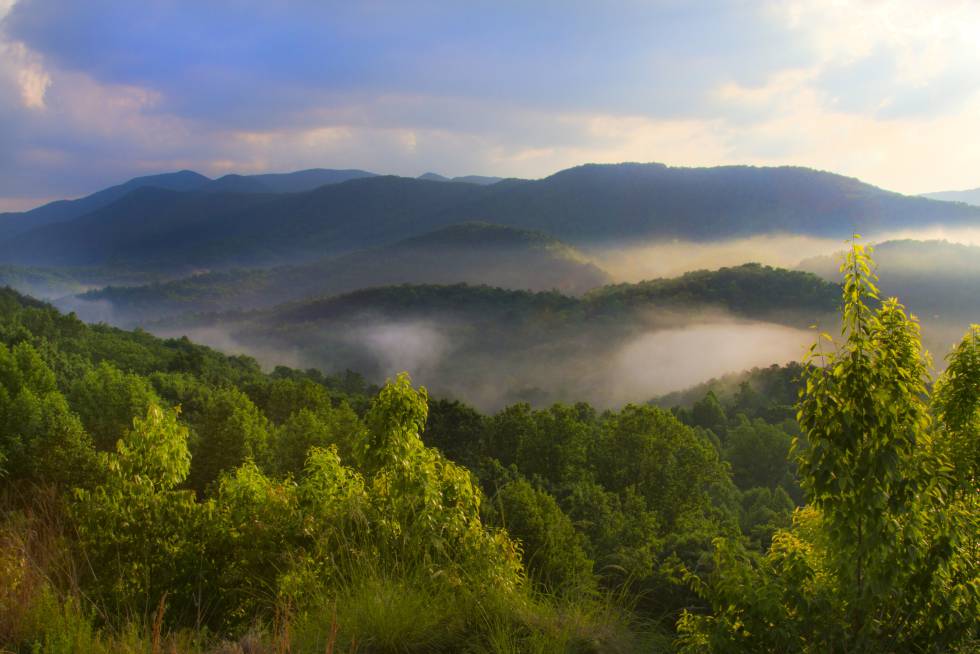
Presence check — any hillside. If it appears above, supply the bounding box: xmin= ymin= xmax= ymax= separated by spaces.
xmin=920 ymin=187 xmax=980 ymax=206
xmin=0 ymin=168 xmax=381 ymax=242
xmin=586 ymin=263 xmax=839 ymax=321
xmin=80 ymin=223 xmax=610 ymax=323
xmin=0 ymin=284 xmax=781 ymax=651
xmin=0 ymin=170 xmax=210 ymax=239
xmin=2 ymin=163 xmax=978 ymax=269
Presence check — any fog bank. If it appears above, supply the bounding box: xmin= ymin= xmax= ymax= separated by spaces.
xmin=588 ymin=234 xmax=844 ymax=283
xmin=602 ymin=321 xmax=813 ymax=405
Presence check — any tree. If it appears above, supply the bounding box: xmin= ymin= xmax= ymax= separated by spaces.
xmin=68 ymin=361 xmax=161 ymax=451
xmin=488 ymin=477 xmax=595 ymax=595
xmin=725 ymin=415 xmax=794 ymax=492
xmin=188 ymin=386 xmax=271 ymax=494
xmin=678 ymin=241 xmax=980 ymax=652
xmin=0 ymin=342 xmax=97 ymax=486
xmin=72 ymin=405 xmax=202 ymax=621
xmin=271 ymin=403 xmax=363 ymax=477
xmin=691 ymin=391 xmax=729 ymax=441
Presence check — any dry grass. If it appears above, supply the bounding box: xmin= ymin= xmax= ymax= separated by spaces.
xmin=0 ymin=484 xmax=80 ymax=645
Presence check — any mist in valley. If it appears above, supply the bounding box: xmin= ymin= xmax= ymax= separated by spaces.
xmin=587 ymin=234 xmax=846 ymax=282
xmin=141 ymin=309 xmax=818 ymax=411
xmin=587 ymin=225 xmax=980 ymax=285
xmin=603 ymin=321 xmax=813 ymax=404
xmin=21 ymin=223 xmax=979 ymax=412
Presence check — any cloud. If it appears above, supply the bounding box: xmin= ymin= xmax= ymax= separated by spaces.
xmin=1 ymin=0 xmax=979 ymax=204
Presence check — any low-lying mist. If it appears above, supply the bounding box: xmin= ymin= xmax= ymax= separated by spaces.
xmin=354 ymin=321 xmax=451 ymax=379
xmin=588 ymin=234 xmax=845 ymax=282
xmin=333 ymin=317 xmax=815 ymax=410
xmin=39 ymin=224 xmax=977 ymax=412
xmin=587 ymin=226 xmax=980 ymax=284
xmin=150 ymin=312 xmax=818 ymax=411
xmin=602 ymin=322 xmax=813 ymax=404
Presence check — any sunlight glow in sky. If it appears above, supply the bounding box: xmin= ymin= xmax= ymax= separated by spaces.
xmin=2 ymin=0 xmax=979 ymax=209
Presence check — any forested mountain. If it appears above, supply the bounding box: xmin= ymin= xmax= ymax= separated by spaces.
xmin=2 ymin=163 xmax=978 ymax=269
xmin=80 ymin=223 xmax=611 ymax=322
xmin=149 ymin=264 xmax=840 ymax=409
xmin=0 ymin=170 xmax=210 ymax=239
xmin=0 ymin=168 xmax=380 ymax=242
xmin=921 ymin=187 xmax=980 ymax=206
xmin=586 ymin=263 xmax=838 ymax=322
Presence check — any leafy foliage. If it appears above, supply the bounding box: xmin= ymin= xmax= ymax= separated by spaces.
xmin=678 ymin=242 xmax=980 ymax=652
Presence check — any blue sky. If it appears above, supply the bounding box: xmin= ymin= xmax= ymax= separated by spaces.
xmin=2 ymin=0 xmax=979 ymax=210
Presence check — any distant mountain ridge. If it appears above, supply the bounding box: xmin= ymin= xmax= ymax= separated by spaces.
xmin=0 ymin=168 xmax=379 ymax=239
xmin=0 ymin=170 xmax=210 ymax=239
xmin=2 ymin=162 xmax=979 ymax=269
xmin=418 ymin=172 xmax=504 ymax=185
xmin=920 ymin=188 xmax=980 ymax=206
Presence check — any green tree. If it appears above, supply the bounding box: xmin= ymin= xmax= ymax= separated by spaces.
xmin=271 ymin=403 xmax=363 ymax=477
xmin=725 ymin=415 xmax=794 ymax=492
xmin=72 ymin=405 xmax=202 ymax=621
xmin=488 ymin=477 xmax=595 ymax=595
xmin=691 ymin=391 xmax=729 ymax=441
xmin=68 ymin=361 xmax=161 ymax=451
xmin=358 ymin=374 xmax=523 ymax=590
xmin=679 ymin=241 xmax=980 ymax=652
xmin=188 ymin=386 xmax=271 ymax=494
xmin=0 ymin=342 xmax=97 ymax=486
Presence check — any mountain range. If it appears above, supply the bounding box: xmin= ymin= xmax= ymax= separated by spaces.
xmin=2 ymin=162 xmax=978 ymax=270
xmin=0 ymin=168 xmax=379 ymax=239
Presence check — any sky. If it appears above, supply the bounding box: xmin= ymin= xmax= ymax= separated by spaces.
xmin=2 ymin=0 xmax=980 ymax=211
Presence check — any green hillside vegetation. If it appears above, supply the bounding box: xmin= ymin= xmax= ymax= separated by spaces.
xmin=653 ymin=362 xmax=804 ymax=417
xmin=677 ymin=243 xmax=980 ymax=651
xmin=162 ymin=264 xmax=839 ymax=334
xmin=1 ymin=242 xmax=977 ymax=652
xmin=3 ymin=163 xmax=979 ymax=269
xmin=586 ymin=263 xmax=839 ymax=321
xmin=81 ymin=223 xmax=611 ymax=323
